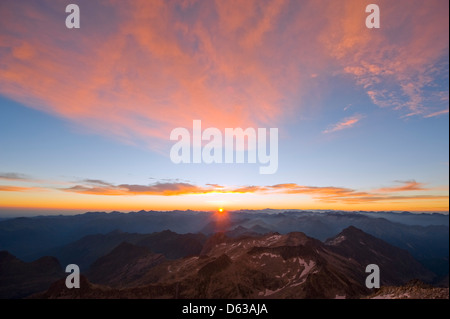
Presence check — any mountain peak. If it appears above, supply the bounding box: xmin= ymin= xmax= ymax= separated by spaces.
xmin=341 ymin=225 xmax=365 ymax=235
xmin=326 ymin=226 xmax=366 ymax=245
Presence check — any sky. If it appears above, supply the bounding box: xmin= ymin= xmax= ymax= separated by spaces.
xmin=0 ymin=0 xmax=448 ymax=216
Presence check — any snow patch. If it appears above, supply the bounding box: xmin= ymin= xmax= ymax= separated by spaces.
xmin=290 ymin=278 xmax=306 ymax=287
xmin=259 ymin=252 xmax=280 ymax=259
xmin=263 ymin=287 xmax=283 ymax=296
xmin=298 ymin=259 xmax=315 ymax=277
xmin=328 ymin=235 xmax=346 ymax=245
xmin=262 ymin=235 xmax=282 ymax=245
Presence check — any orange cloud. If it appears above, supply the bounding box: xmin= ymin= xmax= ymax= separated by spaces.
xmin=268 ymin=183 xmax=447 ymax=204
xmin=0 ymin=0 xmax=447 ymax=152
xmin=323 ymin=114 xmax=363 ymax=134
xmin=0 ymin=0 xmax=305 ymax=151
xmin=0 ymin=186 xmax=41 ymax=192
xmin=376 ymin=180 xmax=426 ymax=193
xmin=55 ymin=179 xmax=448 ymax=208
xmin=1 ymin=175 xmax=447 ymax=212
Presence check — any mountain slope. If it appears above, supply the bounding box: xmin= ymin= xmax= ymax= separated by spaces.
xmin=135 ymin=230 xmax=206 ymax=259
xmin=41 ymin=230 xmax=207 ymax=271
xmin=87 ymin=242 xmax=165 ymax=287
xmin=367 ymin=280 xmax=449 ymax=299
xmin=0 ymin=251 xmax=64 ymax=298
xmin=325 ymin=226 xmax=435 ymax=285
xmin=38 ymin=228 xmax=438 ymax=299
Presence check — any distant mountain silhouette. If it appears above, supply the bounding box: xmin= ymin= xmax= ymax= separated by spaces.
xmin=0 ymin=211 xmax=211 ymax=261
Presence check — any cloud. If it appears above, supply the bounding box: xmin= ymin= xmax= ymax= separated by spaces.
xmin=57 ymin=178 xmax=448 ymax=206
xmin=323 ymin=115 xmax=363 ymax=134
xmin=120 ymin=183 xmax=210 ymax=196
xmin=1 ymin=0 xmax=446 ymax=151
xmin=82 ymin=179 xmax=115 ymax=187
xmin=206 ymin=184 xmax=225 ymax=188
xmin=424 ymin=109 xmax=449 ymax=118
xmin=232 ymin=185 xmax=268 ymax=193
xmin=343 ymin=104 xmax=352 ymax=111
xmin=0 ymin=173 xmax=33 ymax=181
xmin=375 ymin=180 xmax=426 ymax=193
xmin=63 ymin=182 xmax=220 ymax=196
xmin=326 ymin=0 xmax=449 ymax=118
xmin=0 ymin=186 xmax=41 ymax=192
xmin=268 ymin=183 xmax=447 ymax=204
xmin=0 ymin=0 xmax=307 ymax=150
xmin=0 ymin=171 xmax=443 ymax=206
xmin=0 ymin=171 xmax=444 ymax=208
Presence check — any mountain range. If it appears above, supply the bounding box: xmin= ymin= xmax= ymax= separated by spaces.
xmin=28 ymin=226 xmax=442 ymax=299
xmin=0 ymin=210 xmax=448 ymax=299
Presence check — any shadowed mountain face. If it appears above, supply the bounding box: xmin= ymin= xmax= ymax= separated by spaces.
xmin=87 ymin=242 xmax=166 ymax=287
xmin=0 ymin=251 xmax=64 ymax=299
xmin=41 ymin=230 xmax=207 ymax=271
xmin=32 ymin=227 xmax=440 ymax=299
xmin=325 ymin=226 xmax=435 ymax=285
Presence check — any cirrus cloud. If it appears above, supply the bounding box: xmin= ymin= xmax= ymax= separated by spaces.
xmin=323 ymin=114 xmax=364 ymax=134
xmin=0 ymin=0 xmax=447 ymax=152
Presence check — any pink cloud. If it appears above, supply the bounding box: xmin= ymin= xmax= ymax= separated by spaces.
xmin=0 ymin=0 xmax=310 ymax=151
xmin=424 ymin=109 xmax=449 ymax=118
xmin=375 ymin=180 xmax=426 ymax=193
xmin=0 ymin=0 xmax=447 ymax=151
xmin=325 ymin=0 xmax=449 ymax=117
xmin=323 ymin=115 xmax=363 ymax=134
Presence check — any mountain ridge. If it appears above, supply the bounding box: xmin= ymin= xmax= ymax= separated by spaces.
xmin=29 ymin=226 xmax=443 ymax=299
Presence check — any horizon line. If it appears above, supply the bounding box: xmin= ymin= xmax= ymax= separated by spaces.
xmin=0 ymin=207 xmax=448 ymax=219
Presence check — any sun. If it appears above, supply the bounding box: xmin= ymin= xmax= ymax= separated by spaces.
xmin=214 ymin=207 xmax=229 ymax=228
